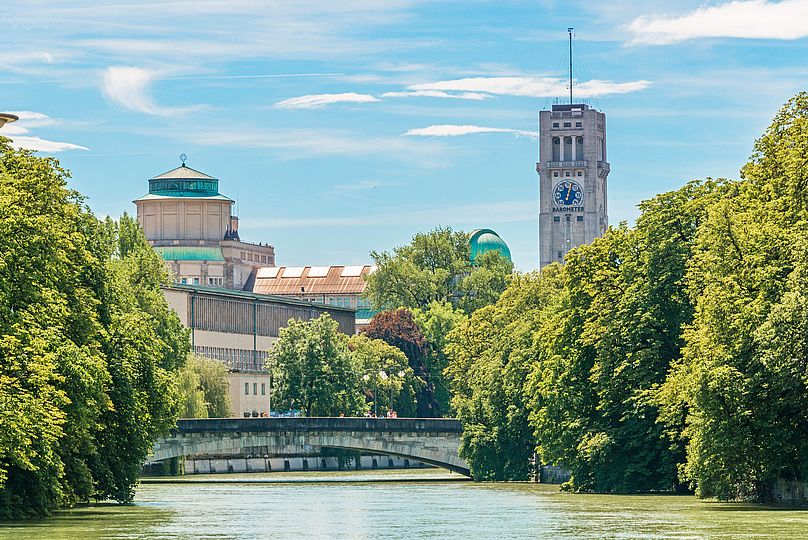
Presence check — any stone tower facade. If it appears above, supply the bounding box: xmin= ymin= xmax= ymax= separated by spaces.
xmin=537 ymin=103 xmax=609 ymax=268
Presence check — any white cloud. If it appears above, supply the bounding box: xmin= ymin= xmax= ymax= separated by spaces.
xmin=382 ymin=90 xmax=491 ymax=100
xmin=404 ymin=124 xmax=536 ymax=138
xmin=102 ymin=66 xmax=196 ymax=116
xmin=1 ymin=111 xmax=88 ymax=152
xmin=408 ymin=76 xmax=650 ymax=98
xmin=628 ymin=0 xmax=808 ymax=45
xmin=274 ymin=93 xmax=380 ymax=109
xmin=8 ymin=136 xmax=89 ymax=152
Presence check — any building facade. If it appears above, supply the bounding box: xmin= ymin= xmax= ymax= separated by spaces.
xmin=249 ymin=265 xmax=376 ymax=330
xmin=163 ymin=284 xmax=355 ymax=417
xmin=537 ymin=103 xmax=609 ymax=268
xmin=134 ymin=163 xmax=275 ymax=289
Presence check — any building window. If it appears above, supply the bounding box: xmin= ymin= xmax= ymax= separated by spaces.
xmin=261 ymin=383 xmax=266 ymax=396
xmin=565 ymin=171 xmax=571 ymax=177
xmin=181 ymin=278 xmax=187 ymax=284
xmin=577 ymin=216 xmax=584 ymax=222
xmin=553 ymin=216 xmax=560 ymax=222
xmin=558 ymin=251 xmax=563 ymax=259
xmin=553 ymin=171 xmax=559 ymax=177
xmin=247 ymin=253 xmax=254 ymax=261
xmin=566 ymin=216 xmax=571 ymax=222
xmin=563 ymin=122 xmax=572 ymax=128
xmin=575 ymin=121 xmax=582 ymax=127
xmin=552 ymin=136 xmax=560 ymax=161
xmin=193 ymin=277 xmax=199 ymax=285
xmin=577 ymin=171 xmax=583 ymax=176
xmin=244 ymin=382 xmax=249 ymax=395
xmin=552 ymin=122 xmax=559 ymax=128
xmin=261 ymin=255 xmax=267 ymax=263
xmin=240 ymin=251 xmax=246 ymax=259
xmin=253 ymin=382 xmax=258 ymax=395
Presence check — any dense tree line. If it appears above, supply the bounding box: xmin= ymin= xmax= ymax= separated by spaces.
xmin=0 ymin=142 xmax=190 ymax=518
xmin=446 ymin=93 xmax=808 ymax=501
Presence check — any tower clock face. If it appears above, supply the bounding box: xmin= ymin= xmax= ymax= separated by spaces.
xmin=553 ymin=181 xmax=583 ymax=206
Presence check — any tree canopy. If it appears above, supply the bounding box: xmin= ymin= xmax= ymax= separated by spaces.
xmin=364 ymin=226 xmax=513 ymax=315
xmin=0 ymin=141 xmax=189 ymax=518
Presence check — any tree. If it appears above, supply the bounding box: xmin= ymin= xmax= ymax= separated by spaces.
xmin=412 ymin=301 xmax=467 ymax=415
xmin=348 ymin=334 xmax=419 ymax=417
xmin=268 ymin=314 xmax=365 ymax=417
xmin=364 ymin=226 xmax=513 ymax=315
xmin=446 ymin=271 xmax=557 ymax=480
xmin=362 ymin=309 xmax=439 ymax=417
xmin=177 ymin=355 xmax=232 ymax=419
xmin=0 ymin=142 xmax=189 ymax=518
xmin=665 ymin=93 xmax=808 ymax=500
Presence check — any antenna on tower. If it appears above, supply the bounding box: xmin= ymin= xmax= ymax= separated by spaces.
xmin=568 ymin=27 xmax=574 ymax=105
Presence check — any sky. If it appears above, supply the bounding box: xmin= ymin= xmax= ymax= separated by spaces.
xmin=2 ymin=0 xmax=808 ymax=271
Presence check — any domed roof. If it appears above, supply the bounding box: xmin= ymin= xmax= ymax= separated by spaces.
xmin=469 ymin=228 xmax=511 ymax=264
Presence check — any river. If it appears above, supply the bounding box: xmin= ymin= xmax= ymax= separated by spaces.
xmin=1 ymin=469 xmax=806 ymax=539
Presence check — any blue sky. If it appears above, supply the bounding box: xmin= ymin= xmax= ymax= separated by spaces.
xmin=3 ymin=0 xmax=808 ymax=271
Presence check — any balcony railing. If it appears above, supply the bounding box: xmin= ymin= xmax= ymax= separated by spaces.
xmin=598 ymin=161 xmax=610 ymax=171
xmin=546 ymin=160 xmax=587 ymax=168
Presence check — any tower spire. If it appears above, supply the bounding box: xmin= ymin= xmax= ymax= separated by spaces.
xmin=568 ymin=27 xmax=574 ymax=104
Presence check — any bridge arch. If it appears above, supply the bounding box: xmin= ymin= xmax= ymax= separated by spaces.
xmin=151 ymin=418 xmax=470 ymax=476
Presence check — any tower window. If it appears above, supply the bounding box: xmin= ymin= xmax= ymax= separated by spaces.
xmin=553 ymin=216 xmax=560 ymax=222
xmin=563 ymin=122 xmax=572 ymax=128
xmin=552 ymin=122 xmax=559 ymax=128
xmin=575 ymin=122 xmax=582 ymax=127
xmin=553 ymin=172 xmax=559 ymax=177
xmin=577 ymin=216 xmax=584 ymax=222
xmin=577 ymin=171 xmax=583 ymax=176
xmin=566 ymin=216 xmax=571 ymax=222
xmin=565 ymin=171 xmax=571 ymax=177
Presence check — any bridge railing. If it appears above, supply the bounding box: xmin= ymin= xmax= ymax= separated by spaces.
xmin=171 ymin=417 xmax=463 ymax=435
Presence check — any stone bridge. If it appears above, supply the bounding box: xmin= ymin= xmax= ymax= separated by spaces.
xmin=151 ymin=417 xmax=470 ymax=476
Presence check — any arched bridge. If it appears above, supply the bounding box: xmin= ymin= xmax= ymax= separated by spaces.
xmin=151 ymin=417 xmax=470 ymax=476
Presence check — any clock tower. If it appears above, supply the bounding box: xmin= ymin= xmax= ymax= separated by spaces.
xmin=536 ymin=102 xmax=609 ymax=268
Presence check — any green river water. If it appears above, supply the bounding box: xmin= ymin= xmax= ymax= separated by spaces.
xmin=1 ymin=469 xmax=806 ymax=539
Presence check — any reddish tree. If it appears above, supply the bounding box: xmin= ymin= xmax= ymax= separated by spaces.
xmin=362 ymin=309 xmax=438 ymax=417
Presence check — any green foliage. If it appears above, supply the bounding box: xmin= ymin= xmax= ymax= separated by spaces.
xmin=348 ymin=334 xmax=419 ymax=417
xmin=363 ymin=309 xmax=440 ymax=417
xmin=176 ymin=354 xmax=231 ymax=419
xmin=364 ymin=226 xmax=513 ymax=315
xmin=0 ymin=142 xmax=188 ymax=518
xmin=664 ymin=92 xmax=808 ymax=501
xmin=447 ymin=271 xmax=559 ymax=480
xmin=269 ymin=314 xmax=366 ymax=417
xmin=412 ymin=301 xmax=467 ymax=415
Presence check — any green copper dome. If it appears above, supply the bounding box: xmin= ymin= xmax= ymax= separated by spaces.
xmin=469 ymin=229 xmax=512 ymax=264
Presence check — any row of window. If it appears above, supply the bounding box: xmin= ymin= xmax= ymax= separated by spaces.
xmin=178 ymin=277 xmax=223 ymax=286
xmin=553 ymin=121 xmax=583 ymax=128
xmin=240 ymin=251 xmax=271 ymax=264
xmin=553 ymin=171 xmax=584 ymax=178
xmin=553 ymin=216 xmax=584 ymax=222
xmin=245 ymin=382 xmax=267 ymax=396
